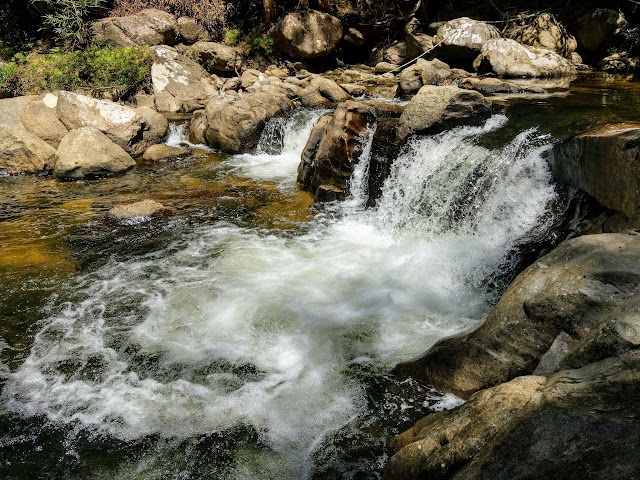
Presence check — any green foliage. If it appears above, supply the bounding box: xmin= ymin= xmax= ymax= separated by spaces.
xmin=32 ymin=0 xmax=106 ymax=47
xmin=245 ymin=29 xmax=274 ymax=55
xmin=0 ymin=45 xmax=152 ymax=96
xmin=224 ymin=28 xmax=242 ymax=46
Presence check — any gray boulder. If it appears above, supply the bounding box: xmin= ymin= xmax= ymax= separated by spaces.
xmin=200 ymin=87 xmax=295 ymax=153
xmin=177 ymin=16 xmax=210 ymax=44
xmin=576 ymin=8 xmax=628 ymax=56
xmin=548 ymin=123 xmax=640 ymax=219
xmin=190 ymin=41 xmax=243 ymax=73
xmin=19 ymin=93 xmax=69 ymax=148
xmin=432 ymin=17 xmax=501 ymax=67
xmin=394 ymin=233 xmax=640 ymax=397
xmin=92 ymin=9 xmax=178 ymax=47
xmin=473 ymin=38 xmax=576 ymax=77
xmin=151 ymin=46 xmax=220 ymax=113
xmin=54 ymin=127 xmax=135 ymax=179
xmin=398 ymin=85 xmax=491 ymax=137
xmin=505 ymin=13 xmax=577 ymax=59
xmin=271 ymin=9 xmax=343 ymax=59
xmin=56 ymin=91 xmax=145 ymax=155
xmin=385 ymin=350 xmax=640 ymax=480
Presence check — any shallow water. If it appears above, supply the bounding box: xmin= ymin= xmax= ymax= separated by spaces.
xmin=2 ymin=76 xmax=640 ymax=479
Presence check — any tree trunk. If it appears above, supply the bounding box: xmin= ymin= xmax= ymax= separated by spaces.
xmin=263 ymin=0 xmax=275 ymax=25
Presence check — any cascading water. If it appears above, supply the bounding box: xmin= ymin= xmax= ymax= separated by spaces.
xmin=1 ymin=111 xmax=558 ymax=479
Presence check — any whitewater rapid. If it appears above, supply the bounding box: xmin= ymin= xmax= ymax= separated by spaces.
xmin=2 ymin=110 xmax=557 ymax=478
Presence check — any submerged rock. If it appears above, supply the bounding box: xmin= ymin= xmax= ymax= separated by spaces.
xmin=398 ymin=85 xmax=491 ymax=137
xmin=394 ymin=233 xmax=640 ymax=397
xmin=142 ymin=144 xmax=190 ymax=161
xmin=54 ymin=127 xmax=135 ymax=179
xmin=386 ymin=350 xmax=640 ymax=480
xmin=108 ymin=199 xmax=172 ymax=220
xmin=271 ymin=10 xmax=343 ymax=59
xmin=92 ymin=9 xmax=179 ymax=47
xmin=473 ymin=38 xmax=576 ymax=78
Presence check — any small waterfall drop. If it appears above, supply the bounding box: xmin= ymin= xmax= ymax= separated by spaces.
xmin=3 ymin=113 xmax=559 ymax=479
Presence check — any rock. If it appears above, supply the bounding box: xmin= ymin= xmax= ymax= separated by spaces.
xmin=405 ymin=32 xmax=434 ymax=60
xmin=190 ymin=41 xmax=242 ymax=73
xmin=386 ymin=350 xmax=640 ymax=480
xmin=394 ymin=233 xmax=640 ymax=397
xmin=343 ymin=27 xmax=366 ymax=47
xmin=340 ymin=83 xmax=369 ymax=97
xmin=473 ymin=38 xmax=576 ymax=78
xmin=298 ymin=100 xmax=401 ymax=200
xmin=19 ymin=93 xmax=69 ymax=148
xmin=299 ymin=76 xmax=351 ymax=108
xmin=505 ymin=13 xmax=577 ymax=58
xmin=383 ymin=41 xmax=407 ymax=65
xmin=151 ymin=46 xmax=219 ymax=113
xmin=0 ymin=125 xmax=57 ymax=174
xmin=271 ymin=9 xmax=343 ymax=59
xmin=222 ymin=77 xmax=241 ymax=91
xmin=188 ymin=109 xmax=208 ymax=144
xmin=367 ymin=117 xmax=405 ymax=206
xmin=56 ymin=91 xmax=145 ymax=154
xmin=92 ymin=9 xmax=178 ymax=47
xmin=576 ymin=8 xmax=627 ymax=56
xmin=432 ymin=17 xmax=501 ymax=68
xmin=177 ymin=16 xmax=209 ymax=44
xmin=54 ymin=127 xmax=135 ymax=179
xmin=142 ymin=144 xmax=189 ymax=161
xmin=374 ymin=62 xmax=398 ymax=74
xmin=136 ymin=106 xmax=169 ymax=150
xmin=265 ymin=65 xmax=289 ymax=78
xmin=398 ymin=85 xmax=491 ymax=137
xmin=298 ymin=103 xmax=373 ymax=200
xmin=548 ymin=124 xmax=640 ymax=218
xmin=240 ymin=69 xmax=260 ymax=90
xmin=202 ymin=87 xmax=295 ymax=153
xmin=397 ymin=58 xmax=452 ymax=97
xmin=459 ymin=77 xmax=547 ymax=95
xmin=0 ymin=96 xmax=57 ymax=174
xmin=601 ymin=52 xmax=640 ymax=73
xmin=109 ymin=199 xmax=172 ymax=220
xmin=134 ymin=93 xmax=156 ymax=108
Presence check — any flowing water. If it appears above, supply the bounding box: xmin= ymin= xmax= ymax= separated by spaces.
xmin=1 ymin=79 xmax=637 ymax=479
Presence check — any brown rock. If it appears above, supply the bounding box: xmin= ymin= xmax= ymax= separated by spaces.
xmin=142 ymin=144 xmax=189 ymax=161
xmin=109 ymin=199 xmax=172 ymax=220
xmin=92 ymin=9 xmax=178 ymax=47
xmin=271 ymin=10 xmax=343 ymax=59
xmin=19 ymin=93 xmax=69 ymax=148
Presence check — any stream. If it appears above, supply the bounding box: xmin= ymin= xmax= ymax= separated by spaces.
xmin=1 ymin=74 xmax=640 ymax=479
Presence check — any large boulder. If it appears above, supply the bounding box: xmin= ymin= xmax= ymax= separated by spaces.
xmin=92 ymin=9 xmax=179 ymax=47
xmin=271 ymin=10 xmax=343 ymax=59
xmin=299 ymin=76 xmax=351 ymax=108
xmin=576 ymin=8 xmax=627 ymax=57
xmin=473 ymin=38 xmax=576 ymax=77
xmin=298 ymin=100 xmax=403 ymax=201
xmin=190 ymin=41 xmax=243 ymax=73
xmin=548 ymin=124 xmax=640 ymax=219
xmin=199 ymin=87 xmax=295 ymax=153
xmin=505 ymin=13 xmax=577 ymax=58
xmin=405 ymin=32 xmax=435 ymax=61
xmin=459 ymin=77 xmax=547 ymax=96
xmin=135 ymin=106 xmax=169 ymax=152
xmin=19 ymin=93 xmax=69 ymax=148
xmin=397 ymin=58 xmax=453 ymax=97
xmin=0 ymin=96 xmax=57 ymax=174
xmin=398 ymin=85 xmax=491 ymax=137
xmin=54 ymin=127 xmax=136 ymax=179
xmin=431 ymin=17 xmax=501 ymax=68
xmin=56 ymin=91 xmax=146 ymax=155
xmin=151 ymin=46 xmax=220 ymax=113
xmin=0 ymin=125 xmax=56 ymax=174
xmin=177 ymin=16 xmax=210 ymax=44
xmin=394 ymin=233 xmax=640 ymax=397
xmin=385 ymin=350 xmax=640 ymax=480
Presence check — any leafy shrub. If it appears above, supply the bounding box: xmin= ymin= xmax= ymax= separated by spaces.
xmin=224 ymin=28 xmax=241 ymax=46
xmin=110 ymin=0 xmax=227 ymax=35
xmin=31 ymin=0 xmax=106 ymax=47
xmin=0 ymin=45 xmax=152 ymax=96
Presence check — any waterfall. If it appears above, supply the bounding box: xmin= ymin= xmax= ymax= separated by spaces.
xmin=2 ymin=113 xmax=558 ymax=479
